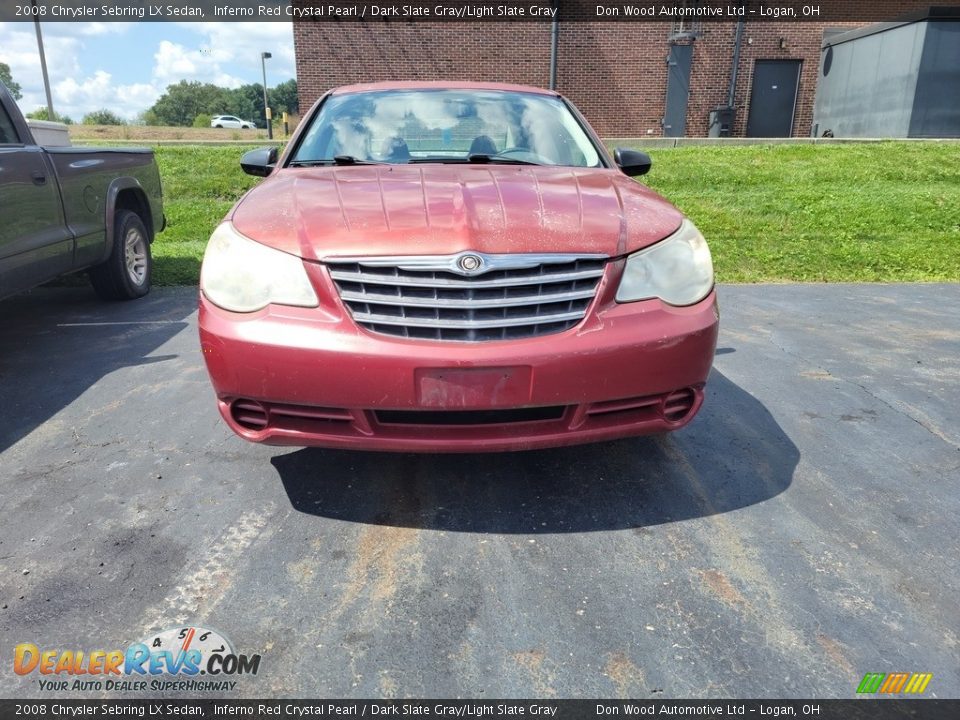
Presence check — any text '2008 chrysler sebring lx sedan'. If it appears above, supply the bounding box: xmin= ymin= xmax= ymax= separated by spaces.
xmin=198 ymin=82 xmax=718 ymax=452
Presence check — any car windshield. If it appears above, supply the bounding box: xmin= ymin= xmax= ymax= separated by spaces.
xmin=289 ymin=89 xmax=603 ymax=167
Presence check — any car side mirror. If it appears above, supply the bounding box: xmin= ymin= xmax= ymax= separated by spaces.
xmin=240 ymin=146 xmax=278 ymax=177
xmin=614 ymin=148 xmax=652 ymax=177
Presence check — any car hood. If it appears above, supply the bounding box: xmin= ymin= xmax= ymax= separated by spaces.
xmin=229 ymin=165 xmax=684 ymax=260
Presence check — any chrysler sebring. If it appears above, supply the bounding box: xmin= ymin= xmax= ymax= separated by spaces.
xmin=198 ymin=82 xmax=718 ymax=452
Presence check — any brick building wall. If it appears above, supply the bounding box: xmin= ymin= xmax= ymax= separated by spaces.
xmin=680 ymin=20 xmax=863 ymax=137
xmin=552 ymin=22 xmax=669 ymax=137
xmin=293 ymin=21 xmax=554 ymax=108
xmin=292 ymin=2 xmax=936 ymax=138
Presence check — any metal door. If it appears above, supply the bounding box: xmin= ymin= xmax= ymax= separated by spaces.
xmin=747 ymin=60 xmax=802 ymax=137
xmin=664 ymin=44 xmax=693 ymax=137
xmin=0 ymin=103 xmax=71 ymax=298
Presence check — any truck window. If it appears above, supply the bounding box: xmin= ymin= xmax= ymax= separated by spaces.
xmin=0 ymin=104 xmax=19 ymax=144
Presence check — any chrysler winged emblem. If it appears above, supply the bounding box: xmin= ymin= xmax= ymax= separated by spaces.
xmin=456 ymin=254 xmax=484 ymax=274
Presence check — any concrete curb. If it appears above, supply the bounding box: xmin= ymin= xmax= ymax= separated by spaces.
xmin=67 ymin=139 xmax=287 ymax=147
xmin=605 ymin=136 xmax=960 ymax=148
xmin=70 ymin=136 xmax=959 ymax=148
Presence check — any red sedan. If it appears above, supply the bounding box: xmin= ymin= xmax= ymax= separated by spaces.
xmin=199 ymin=82 xmax=718 ymax=452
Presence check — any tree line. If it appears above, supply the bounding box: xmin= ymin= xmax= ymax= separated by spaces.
xmin=142 ymin=78 xmax=298 ymax=127
xmin=1 ymin=63 xmax=297 ymax=128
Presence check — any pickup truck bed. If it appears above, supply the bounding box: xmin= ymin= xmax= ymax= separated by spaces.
xmin=0 ymin=81 xmax=164 ymax=301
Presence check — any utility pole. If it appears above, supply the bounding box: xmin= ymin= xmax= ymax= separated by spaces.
xmin=32 ymin=0 xmax=56 ymax=120
xmin=261 ymin=52 xmax=272 ymax=140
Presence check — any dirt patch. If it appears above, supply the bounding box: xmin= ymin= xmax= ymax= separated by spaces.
xmin=816 ymin=634 xmax=854 ymax=678
xmin=512 ymin=649 xmax=556 ymax=696
xmin=604 ymin=652 xmax=645 ymax=698
xmin=513 ymin=648 xmax=545 ymax=672
xmin=799 ymin=370 xmax=834 ymax=380
xmin=699 ymin=569 xmax=747 ymax=608
xmin=68 ymin=125 xmax=284 ymax=143
xmin=336 ymin=524 xmax=420 ymax=615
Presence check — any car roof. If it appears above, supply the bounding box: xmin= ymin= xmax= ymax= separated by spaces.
xmin=329 ymin=81 xmax=560 ymax=97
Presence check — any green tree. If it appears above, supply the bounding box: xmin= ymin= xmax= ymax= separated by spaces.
xmin=148 ymin=80 xmax=233 ymax=127
xmin=192 ymin=113 xmax=213 ymax=128
xmin=226 ymin=79 xmax=297 ymax=128
xmin=271 ymin=79 xmax=299 ymax=115
xmin=146 ymin=78 xmax=298 ymax=128
xmin=0 ymin=62 xmax=22 ymax=100
xmin=135 ymin=109 xmax=160 ymax=126
xmin=26 ymin=107 xmax=74 ymax=124
xmin=228 ymin=83 xmax=265 ymax=126
xmin=82 ymin=109 xmax=125 ymax=125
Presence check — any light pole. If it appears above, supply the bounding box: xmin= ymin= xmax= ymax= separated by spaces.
xmin=32 ymin=0 xmax=55 ymax=121
xmin=260 ymin=51 xmax=272 ymax=139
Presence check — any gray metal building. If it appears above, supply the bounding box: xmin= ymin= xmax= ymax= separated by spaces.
xmin=812 ymin=8 xmax=960 ymax=138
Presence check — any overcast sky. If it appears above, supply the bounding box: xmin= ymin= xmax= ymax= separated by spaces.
xmin=0 ymin=21 xmax=297 ymax=121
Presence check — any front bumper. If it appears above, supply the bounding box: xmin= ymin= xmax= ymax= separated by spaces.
xmin=199 ymin=282 xmax=719 ymax=452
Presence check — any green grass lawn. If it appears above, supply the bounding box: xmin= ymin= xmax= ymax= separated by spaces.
xmin=150 ymin=142 xmax=960 ymax=285
xmin=639 ymin=142 xmax=960 ymax=282
xmin=151 ymin=145 xmax=266 ymax=285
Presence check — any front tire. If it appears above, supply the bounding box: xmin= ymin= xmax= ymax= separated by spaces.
xmin=89 ymin=210 xmax=152 ymax=300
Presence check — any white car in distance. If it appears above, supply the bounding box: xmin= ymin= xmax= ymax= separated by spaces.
xmin=211 ymin=115 xmax=255 ymax=129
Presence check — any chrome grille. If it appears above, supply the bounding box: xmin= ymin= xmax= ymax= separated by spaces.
xmin=327 ymin=254 xmax=606 ymax=342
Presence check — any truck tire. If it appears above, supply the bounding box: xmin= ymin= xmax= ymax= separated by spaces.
xmin=89 ymin=209 xmax=152 ymax=300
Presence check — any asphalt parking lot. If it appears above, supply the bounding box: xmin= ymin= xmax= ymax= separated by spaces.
xmin=1 ymin=284 xmax=957 ymax=698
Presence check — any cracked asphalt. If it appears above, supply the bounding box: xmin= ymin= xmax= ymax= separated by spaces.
xmin=0 ymin=284 xmax=957 ymax=698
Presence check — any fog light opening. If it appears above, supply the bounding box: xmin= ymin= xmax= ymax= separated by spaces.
xmin=661 ymin=387 xmax=697 ymax=423
xmin=231 ymin=399 xmax=268 ymax=430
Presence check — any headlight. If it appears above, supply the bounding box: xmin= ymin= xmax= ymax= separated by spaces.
xmin=615 ymin=219 xmax=714 ymax=306
xmin=200 ymin=222 xmax=318 ymax=313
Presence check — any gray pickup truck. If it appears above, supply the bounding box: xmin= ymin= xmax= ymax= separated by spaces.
xmin=0 ymin=81 xmax=164 ymax=301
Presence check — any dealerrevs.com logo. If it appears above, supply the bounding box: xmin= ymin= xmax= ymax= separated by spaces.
xmin=14 ymin=626 xmax=261 ymax=692
xmin=856 ymin=672 xmax=933 ymax=695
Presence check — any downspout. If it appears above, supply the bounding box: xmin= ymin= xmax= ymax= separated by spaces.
xmin=727 ymin=18 xmax=745 ymax=107
xmin=549 ymin=1 xmax=559 ymax=90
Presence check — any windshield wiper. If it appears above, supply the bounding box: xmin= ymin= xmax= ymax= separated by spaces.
xmin=405 ymin=155 xmax=543 ymax=166
xmin=467 ymin=154 xmax=542 ymax=166
xmin=288 ymin=156 xmax=385 ymax=167
xmin=333 ymin=155 xmax=385 ymax=166
xmin=288 ymin=160 xmax=333 ymax=167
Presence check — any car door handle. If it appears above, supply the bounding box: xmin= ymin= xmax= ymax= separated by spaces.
xmin=31 ymin=171 xmax=46 ymax=186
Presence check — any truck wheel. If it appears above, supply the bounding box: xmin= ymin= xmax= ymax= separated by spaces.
xmin=89 ymin=210 xmax=152 ymax=300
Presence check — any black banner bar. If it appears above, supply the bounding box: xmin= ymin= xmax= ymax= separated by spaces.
xmin=0 ymin=699 xmax=957 ymax=720
xmin=2 ymin=1 xmax=958 ymax=24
